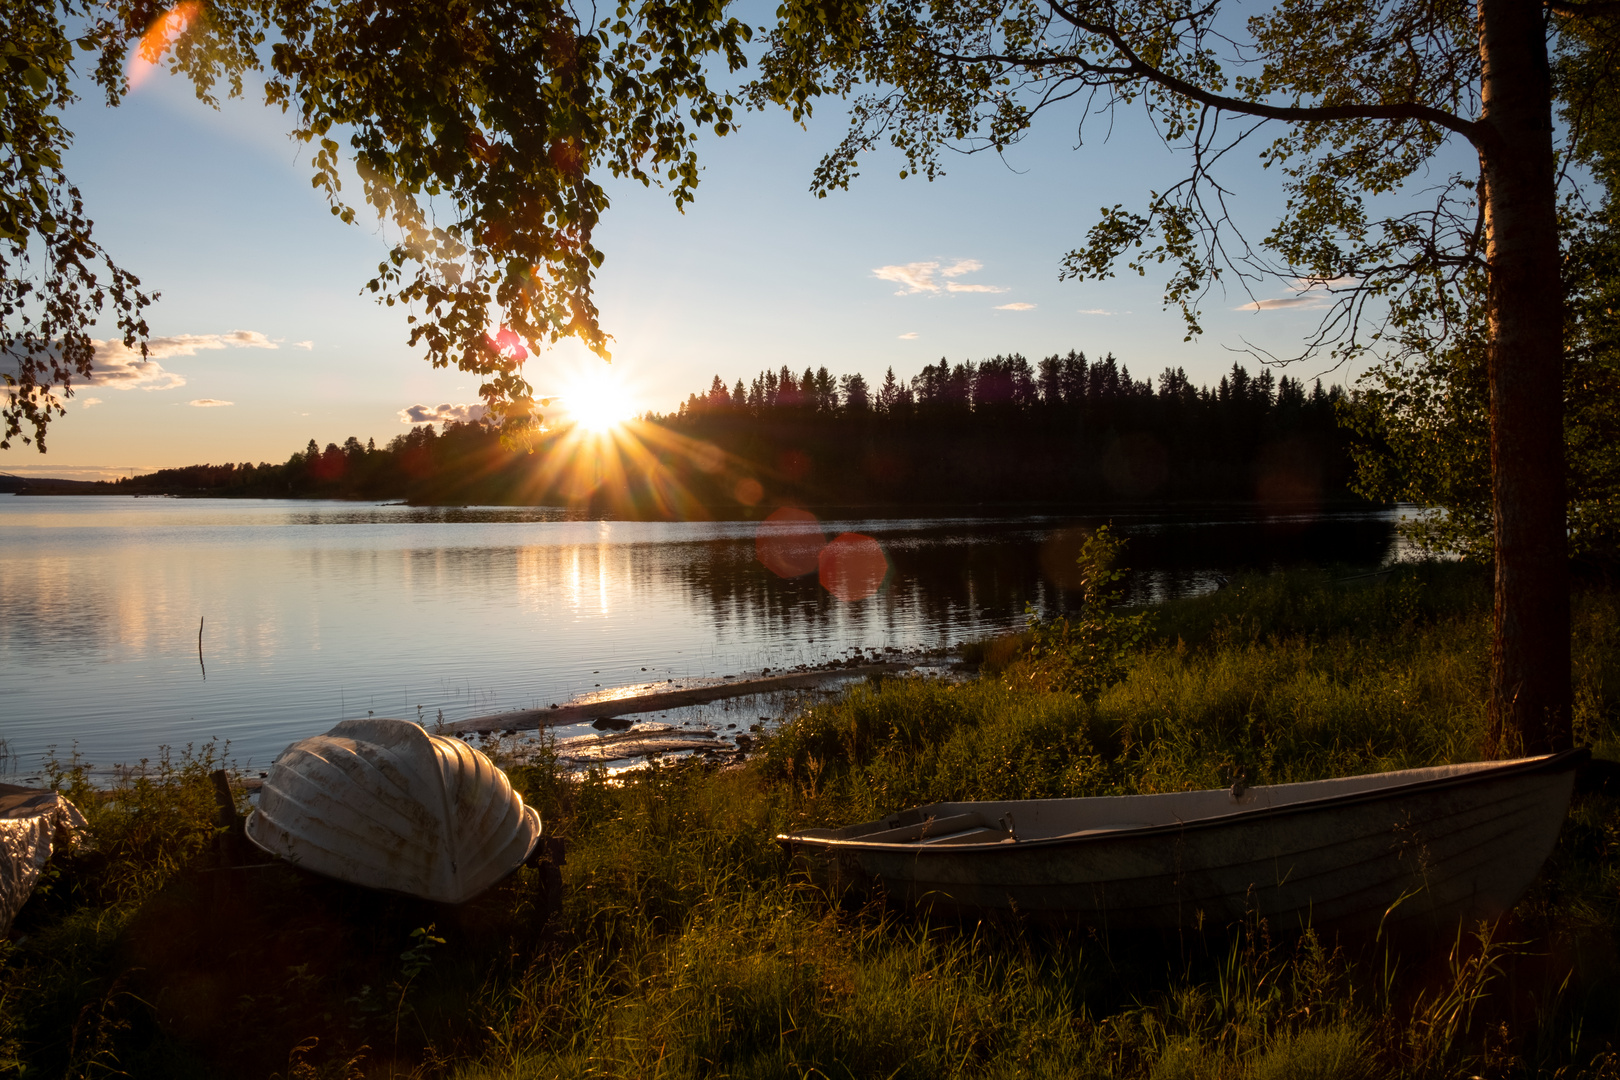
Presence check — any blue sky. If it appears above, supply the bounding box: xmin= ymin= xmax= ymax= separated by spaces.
xmin=4 ymin=39 xmax=1398 ymax=480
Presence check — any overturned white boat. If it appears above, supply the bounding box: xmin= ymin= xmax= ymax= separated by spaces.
xmin=246 ymin=718 xmax=540 ymax=904
xmin=2 ymin=785 xmax=88 ymax=936
xmin=780 ymin=751 xmax=1584 ymax=934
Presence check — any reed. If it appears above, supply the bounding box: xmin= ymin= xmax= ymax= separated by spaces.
xmin=3 ymin=564 xmax=1618 ymax=1078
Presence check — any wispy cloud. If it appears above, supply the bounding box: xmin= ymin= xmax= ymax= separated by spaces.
xmin=897 ymin=332 xmax=918 ymax=340
xmin=400 ymin=402 xmax=489 ymax=425
xmin=79 ymin=397 xmax=103 ymax=409
xmin=873 ymin=262 xmax=943 ymax=294
xmin=293 ymin=340 xmax=315 ymax=350
xmin=141 ymin=330 xmax=279 ymax=359
xmin=1236 ymin=276 xmax=1357 ymax=313
xmin=188 ymin=398 xmax=234 ymax=407
xmin=996 ymin=302 xmax=1036 ymax=311
xmin=1078 ymin=308 xmax=1122 ymax=315
xmin=82 ymin=346 xmax=186 ymax=391
xmin=1240 ymin=296 xmax=1329 ymax=311
xmin=78 ymin=329 xmax=281 ymax=391
xmin=872 ymin=258 xmax=1005 ymax=295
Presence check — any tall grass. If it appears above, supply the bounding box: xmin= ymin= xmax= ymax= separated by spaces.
xmin=768 ymin=563 xmax=1511 ymax=828
xmin=3 ymin=564 xmax=1618 ymax=1078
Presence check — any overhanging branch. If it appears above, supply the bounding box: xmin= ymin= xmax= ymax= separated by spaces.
xmin=1039 ymin=0 xmax=1481 ymax=139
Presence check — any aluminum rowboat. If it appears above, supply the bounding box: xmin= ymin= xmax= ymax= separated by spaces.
xmin=779 ymin=751 xmax=1584 ymax=932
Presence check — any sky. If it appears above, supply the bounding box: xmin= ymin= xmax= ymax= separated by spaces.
xmin=3 ymin=28 xmax=1430 ymax=481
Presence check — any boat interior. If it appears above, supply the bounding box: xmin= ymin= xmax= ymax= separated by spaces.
xmin=783 ymin=755 xmax=1555 ymax=848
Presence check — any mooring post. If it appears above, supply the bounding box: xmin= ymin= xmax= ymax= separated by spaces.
xmin=209 ymin=769 xmax=242 ymax=867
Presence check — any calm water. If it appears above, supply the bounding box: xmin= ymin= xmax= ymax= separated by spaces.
xmin=0 ymin=497 xmax=1403 ymax=779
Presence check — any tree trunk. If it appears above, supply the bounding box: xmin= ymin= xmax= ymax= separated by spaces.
xmin=1478 ymin=0 xmax=1572 ymax=755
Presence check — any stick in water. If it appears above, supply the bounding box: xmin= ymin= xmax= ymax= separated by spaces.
xmin=198 ymin=615 xmax=206 ymax=681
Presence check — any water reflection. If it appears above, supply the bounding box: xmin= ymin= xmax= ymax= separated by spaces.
xmin=0 ymin=497 xmax=1399 ymax=780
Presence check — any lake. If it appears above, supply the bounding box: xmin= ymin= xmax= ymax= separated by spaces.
xmin=0 ymin=496 xmax=1406 ymax=780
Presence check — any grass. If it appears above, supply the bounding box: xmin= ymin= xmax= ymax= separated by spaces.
xmin=3 ymin=562 xmax=1619 ymax=1078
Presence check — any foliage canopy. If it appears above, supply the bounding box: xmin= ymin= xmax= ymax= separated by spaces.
xmin=1 ymin=0 xmax=751 ymax=448
xmin=1345 ymin=15 xmax=1620 ymax=564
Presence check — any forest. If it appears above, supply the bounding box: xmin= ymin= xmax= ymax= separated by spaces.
xmin=70 ymin=353 xmax=1360 ymax=514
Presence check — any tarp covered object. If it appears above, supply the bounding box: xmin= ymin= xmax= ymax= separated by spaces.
xmin=1 ymin=784 xmax=88 ymax=936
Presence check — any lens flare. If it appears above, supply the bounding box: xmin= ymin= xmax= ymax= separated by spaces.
xmin=128 ymin=1 xmax=201 ymax=89
xmin=514 ymin=412 xmax=717 ymax=520
xmin=755 ymin=508 xmax=825 ymax=579
xmin=558 ymin=365 xmax=634 ymax=433
xmin=819 ymin=533 xmax=889 ymax=602
xmin=733 ymin=477 xmax=764 ymax=506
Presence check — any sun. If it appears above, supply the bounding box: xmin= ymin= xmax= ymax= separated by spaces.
xmin=558 ymin=366 xmax=635 ymax=433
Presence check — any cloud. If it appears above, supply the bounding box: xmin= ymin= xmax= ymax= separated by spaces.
xmin=1236 ymin=276 xmax=1358 ymax=313
xmin=293 ymin=340 xmax=314 ymax=350
xmin=142 ymin=330 xmax=279 ymax=359
xmin=188 ymin=398 xmax=234 ymax=407
xmin=2 ymin=329 xmax=278 ymax=395
xmin=996 ymin=302 xmax=1037 ymax=311
xmin=79 ymin=397 xmax=103 ymax=409
xmin=1238 ymin=295 xmax=1330 ymax=311
xmin=82 ymin=345 xmax=187 ymax=390
xmin=1078 ymin=308 xmax=1120 ymax=315
xmin=400 ymin=402 xmax=489 ymax=425
xmin=873 ymin=262 xmax=944 ymax=294
xmin=75 ymin=329 xmax=282 ymax=392
xmin=897 ymin=332 xmax=918 ymax=340
xmin=872 ymin=258 xmax=1005 ymax=295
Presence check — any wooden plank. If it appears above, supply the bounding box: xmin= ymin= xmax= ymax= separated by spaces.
xmin=447 ymin=662 xmax=912 ymax=734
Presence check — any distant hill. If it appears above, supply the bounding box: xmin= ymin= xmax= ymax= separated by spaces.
xmin=0 ymin=474 xmax=110 ymax=495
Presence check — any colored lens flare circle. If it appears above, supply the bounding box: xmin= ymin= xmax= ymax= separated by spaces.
xmin=486 ymin=327 xmax=529 ymax=364
xmin=818 ymin=533 xmax=889 ymax=602
xmin=733 ymin=478 xmax=764 ymax=506
xmin=755 ymin=508 xmax=826 ymax=579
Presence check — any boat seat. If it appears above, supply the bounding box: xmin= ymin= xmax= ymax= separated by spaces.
xmin=858 ymin=812 xmax=1003 ymax=845
xmin=919 ymin=826 xmax=1010 ymax=845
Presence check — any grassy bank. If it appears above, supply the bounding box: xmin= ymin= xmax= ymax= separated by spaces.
xmin=4 ymin=564 xmax=1619 ymax=1078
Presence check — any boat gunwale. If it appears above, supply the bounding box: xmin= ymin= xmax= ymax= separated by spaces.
xmin=776 ymin=749 xmax=1588 ymax=855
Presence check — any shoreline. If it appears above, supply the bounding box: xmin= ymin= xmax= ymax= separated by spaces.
xmin=446 ymin=660 xmax=921 ymax=735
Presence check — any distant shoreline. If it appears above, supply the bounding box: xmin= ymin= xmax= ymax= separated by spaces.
xmin=0 ymin=480 xmax=1386 ymax=520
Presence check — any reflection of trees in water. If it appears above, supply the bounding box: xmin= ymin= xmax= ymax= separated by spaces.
xmin=664 ymin=514 xmax=1400 ymax=642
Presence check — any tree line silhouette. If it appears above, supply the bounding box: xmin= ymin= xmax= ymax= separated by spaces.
xmin=662 ymin=353 xmax=1356 ymax=508
xmin=84 ymin=353 xmax=1359 ymax=513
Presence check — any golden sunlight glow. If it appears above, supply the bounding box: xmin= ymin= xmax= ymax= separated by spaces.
xmin=128 ymin=1 xmax=201 ymax=88
xmin=558 ymin=366 xmax=635 ymax=433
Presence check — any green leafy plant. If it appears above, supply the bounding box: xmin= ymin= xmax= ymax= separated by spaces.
xmin=1021 ymin=525 xmax=1155 ymax=702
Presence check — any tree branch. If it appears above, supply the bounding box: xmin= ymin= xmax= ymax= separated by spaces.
xmin=1546 ymin=0 xmax=1620 ymax=18
xmin=1038 ymin=0 xmax=1481 ymax=139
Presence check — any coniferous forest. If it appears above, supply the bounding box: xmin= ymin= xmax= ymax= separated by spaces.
xmin=55 ymin=353 xmax=1361 ymax=514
